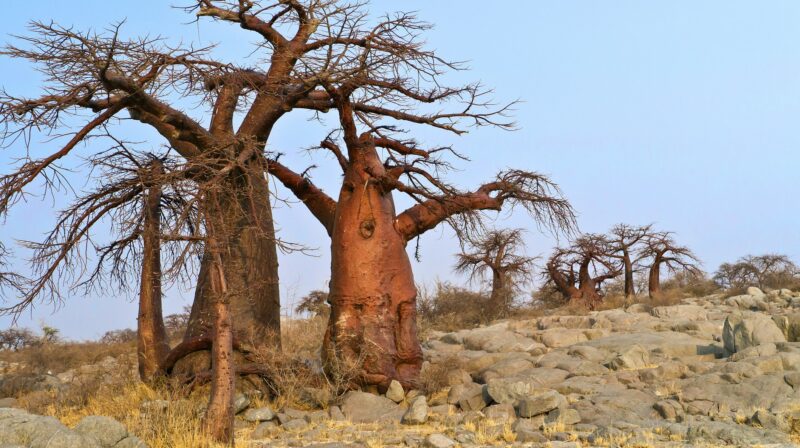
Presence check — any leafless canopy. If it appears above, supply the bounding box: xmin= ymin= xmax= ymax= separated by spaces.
xmin=640 ymin=231 xmax=702 ymax=278
xmin=264 ymin=2 xmax=578 ymax=243
xmin=714 ymin=254 xmax=797 ymax=290
xmin=454 ymin=228 xmax=536 ymax=292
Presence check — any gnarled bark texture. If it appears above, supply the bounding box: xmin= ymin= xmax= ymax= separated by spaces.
xmin=323 ymin=138 xmax=422 ymax=391
xmin=177 ymin=166 xmax=280 ymax=376
xmin=137 ymin=161 xmax=170 ymax=383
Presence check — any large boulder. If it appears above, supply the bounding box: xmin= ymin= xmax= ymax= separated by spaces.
xmin=73 ymin=415 xmax=129 ymax=447
xmin=650 ymin=304 xmax=708 ymax=321
xmin=722 ymin=313 xmax=786 ymax=353
xmin=339 ymin=391 xmax=400 ymax=423
xmin=773 ymin=313 xmax=800 ymax=342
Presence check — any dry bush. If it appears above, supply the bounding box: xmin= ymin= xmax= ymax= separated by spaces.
xmin=0 ymin=340 xmax=133 ymax=376
xmin=246 ymin=315 xmax=363 ymax=410
xmin=417 ymin=282 xmax=492 ymax=332
xmin=418 ymin=355 xmax=464 ymax=396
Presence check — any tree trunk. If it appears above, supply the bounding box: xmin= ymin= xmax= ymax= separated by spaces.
xmin=623 ymin=251 xmax=635 ymax=299
xmin=137 ymin=161 xmax=170 ymax=383
xmin=489 ymin=270 xmax=508 ymax=318
xmin=648 ymin=259 xmax=662 ymax=298
xmin=323 ymin=144 xmax=423 ymax=391
xmin=202 ymin=247 xmax=236 ymax=444
xmin=176 ymin=164 xmax=280 ymax=375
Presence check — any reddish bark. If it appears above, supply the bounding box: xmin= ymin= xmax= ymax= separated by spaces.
xmin=546 ymin=235 xmax=620 ymax=310
xmin=642 ymin=232 xmax=701 ymax=298
xmin=323 ymin=132 xmax=423 ymax=390
xmin=137 ymin=160 xmax=170 ymax=383
xmin=202 ymin=243 xmax=236 ymax=444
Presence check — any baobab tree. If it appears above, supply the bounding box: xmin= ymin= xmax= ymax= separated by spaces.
xmin=266 ymin=10 xmax=576 ymax=388
xmin=641 ymin=232 xmax=702 ymax=298
xmin=714 ymin=254 xmax=797 ymax=291
xmin=545 ymin=234 xmax=620 ymax=309
xmin=454 ymin=229 xmax=536 ymax=318
xmin=607 ymin=224 xmax=652 ymax=300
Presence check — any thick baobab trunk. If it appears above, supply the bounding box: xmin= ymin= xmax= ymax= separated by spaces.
xmin=323 ymin=144 xmax=423 ymax=391
xmin=648 ymin=261 xmax=661 ymax=298
xmin=623 ymin=252 xmax=635 ymax=299
xmin=489 ymin=270 xmax=509 ymax=317
xmin=137 ymin=161 xmax=170 ymax=383
xmin=177 ymin=165 xmax=280 ymax=375
xmin=202 ymin=249 xmax=236 ymax=444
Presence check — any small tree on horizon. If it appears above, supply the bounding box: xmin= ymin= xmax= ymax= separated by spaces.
xmin=454 ymin=228 xmax=537 ymax=319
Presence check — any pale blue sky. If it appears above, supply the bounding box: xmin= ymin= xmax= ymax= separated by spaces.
xmin=1 ymin=1 xmax=798 ymax=339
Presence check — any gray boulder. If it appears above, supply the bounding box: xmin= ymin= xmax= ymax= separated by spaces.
xmin=401 ymin=396 xmax=428 ymax=425
xmin=723 ymin=313 xmax=786 ymax=353
xmin=607 ymin=344 xmax=650 ymax=370
xmin=339 ymin=391 xmax=400 ymax=423
xmin=242 ymin=407 xmax=275 ymax=422
xmin=385 ymin=380 xmax=405 ymax=403
xmin=73 ymin=415 xmax=128 ymax=447
xmin=517 ymin=390 xmax=566 ymax=418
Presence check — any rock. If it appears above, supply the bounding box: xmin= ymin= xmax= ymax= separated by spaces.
xmin=456 ymin=384 xmax=489 ymax=411
xmin=73 ymin=416 xmax=128 ymax=447
xmin=281 ymin=419 xmax=308 ymax=431
xmin=650 ymin=304 xmax=708 ymax=321
xmin=773 ymin=313 xmax=800 ymax=342
xmin=483 ymin=403 xmax=516 ymax=422
xmin=251 ymin=421 xmax=278 ymax=438
xmin=328 ymin=405 xmax=346 ymax=421
xmin=304 ymin=410 xmax=328 ymax=423
xmin=384 ymin=380 xmax=404 ymax=403
xmin=607 ymin=344 xmax=650 ymax=370
xmin=475 ymin=357 xmax=534 ymax=382
xmin=233 ymin=394 xmax=250 ymax=414
xmin=114 ymin=436 xmax=148 ymax=448
xmin=242 ymin=407 xmax=275 ymax=422
xmin=486 ymin=377 xmax=545 ymax=405
xmin=517 ymin=390 xmax=566 ymax=418
xmin=784 ymin=372 xmax=800 ymax=388
xmin=401 ymin=396 xmax=428 ymax=425
xmin=749 ymin=409 xmax=789 ymax=432
xmin=747 ymin=287 xmax=765 ymax=297
xmin=539 ymin=329 xmax=588 ymax=348
xmin=423 ymin=433 xmax=456 ymax=448
xmin=339 ymin=391 xmax=400 ymax=423
xmin=545 ymin=407 xmax=581 ymax=425
xmin=514 ymin=428 xmax=547 ymax=443
xmin=653 ymin=400 xmax=683 ymax=421
xmin=723 ymin=313 xmax=786 ymax=353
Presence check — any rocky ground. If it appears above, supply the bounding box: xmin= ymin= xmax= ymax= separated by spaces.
xmin=1 ymin=287 xmax=800 ymax=447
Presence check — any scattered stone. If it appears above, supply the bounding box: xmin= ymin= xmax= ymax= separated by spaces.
xmin=517 ymin=390 xmax=566 ymax=418
xmin=401 ymin=396 xmax=428 ymax=425
xmin=608 ymin=344 xmax=650 ymax=370
xmin=281 ymin=419 xmax=309 ymax=431
xmin=423 ymin=433 xmax=456 ymax=448
xmin=73 ymin=415 xmax=129 ymax=447
xmin=251 ymin=421 xmax=278 ymax=439
xmin=385 ymin=380 xmax=405 ymax=403
xmin=457 ymin=384 xmax=490 ymax=411
xmin=233 ymin=393 xmax=251 ymax=414
xmin=339 ymin=391 xmax=400 ymax=423
xmin=242 ymin=407 xmax=275 ymax=422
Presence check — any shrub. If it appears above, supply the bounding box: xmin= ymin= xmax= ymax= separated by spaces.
xmin=417 ymin=282 xmax=492 ymax=331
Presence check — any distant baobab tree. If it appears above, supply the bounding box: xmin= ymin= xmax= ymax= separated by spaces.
xmin=714 ymin=254 xmax=797 ymax=291
xmin=607 ymin=224 xmax=652 ymax=300
xmin=454 ymin=229 xmax=537 ymax=318
xmin=640 ymin=232 xmax=702 ymax=298
xmin=546 ymin=234 xmax=620 ymax=309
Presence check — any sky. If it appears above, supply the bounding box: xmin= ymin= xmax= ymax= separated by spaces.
xmin=0 ymin=1 xmax=798 ymax=340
